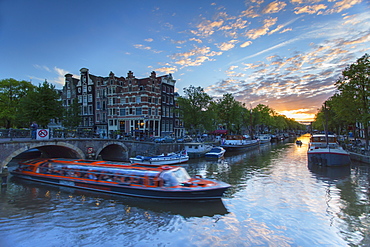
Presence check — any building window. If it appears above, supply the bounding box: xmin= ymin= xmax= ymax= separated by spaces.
xmin=136 ymin=107 xmax=142 ymax=115
xmin=97 ymin=101 xmax=101 ymax=110
xmin=136 ymin=96 xmax=141 ymax=103
xmin=120 ymin=108 xmax=126 ymax=116
xmin=88 ymin=94 xmax=92 ymax=102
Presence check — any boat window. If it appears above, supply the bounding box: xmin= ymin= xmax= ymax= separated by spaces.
xmin=160 ymin=168 xmax=190 ymax=187
xmin=18 ymin=164 xmax=35 ymax=172
xmin=35 ymin=162 xmax=162 ymax=184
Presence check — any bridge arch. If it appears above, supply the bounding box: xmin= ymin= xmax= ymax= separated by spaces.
xmin=95 ymin=141 xmax=129 ymax=161
xmin=2 ymin=142 xmax=85 ymax=170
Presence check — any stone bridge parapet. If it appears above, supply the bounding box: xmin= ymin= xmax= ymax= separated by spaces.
xmin=0 ymin=138 xmax=183 ymax=172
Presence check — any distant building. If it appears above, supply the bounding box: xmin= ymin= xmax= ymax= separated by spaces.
xmin=61 ymin=68 xmax=183 ymax=138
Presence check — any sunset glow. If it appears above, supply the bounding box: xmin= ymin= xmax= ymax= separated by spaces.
xmin=1 ymin=1 xmax=369 ymax=120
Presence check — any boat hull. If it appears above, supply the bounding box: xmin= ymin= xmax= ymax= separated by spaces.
xmin=307 ymin=151 xmax=351 ymax=166
xmin=221 ymin=142 xmax=260 ymax=151
xmin=129 ymin=156 xmax=189 ymax=165
xmin=10 ymin=172 xmax=229 ymax=200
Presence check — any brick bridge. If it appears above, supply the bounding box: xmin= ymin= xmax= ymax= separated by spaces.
xmin=0 ymin=138 xmax=183 ymax=172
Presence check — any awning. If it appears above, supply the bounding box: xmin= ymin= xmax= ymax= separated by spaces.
xmin=209 ymin=129 xmax=228 ymax=135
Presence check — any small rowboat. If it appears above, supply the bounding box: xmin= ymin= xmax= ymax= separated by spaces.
xmin=10 ymin=158 xmax=231 ymax=200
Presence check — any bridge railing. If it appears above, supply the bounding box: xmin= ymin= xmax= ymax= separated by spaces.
xmin=0 ymin=128 xmax=101 ymax=140
xmin=0 ymin=129 xmax=31 ymax=139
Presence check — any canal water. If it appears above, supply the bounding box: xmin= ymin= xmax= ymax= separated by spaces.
xmin=1 ymin=134 xmax=369 ymax=247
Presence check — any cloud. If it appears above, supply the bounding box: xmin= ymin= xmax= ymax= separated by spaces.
xmin=189 ymin=38 xmax=203 ymax=43
xmin=262 ymin=1 xmax=287 ymax=14
xmin=192 ymin=19 xmax=224 ymax=37
xmin=294 ymin=4 xmax=327 ymax=14
xmin=154 ymin=66 xmax=178 ymax=74
xmin=240 ymin=41 xmax=252 ymax=47
xmin=327 ymin=0 xmax=363 ymax=14
xmin=133 ymin=44 xmax=162 ymax=53
xmin=134 ymin=44 xmax=151 ymax=50
xmin=245 ymin=17 xmax=278 ymax=39
xmin=33 ymin=64 xmax=51 ymax=72
xmin=217 ymin=40 xmax=238 ymax=51
xmin=169 ymin=45 xmax=223 ymax=68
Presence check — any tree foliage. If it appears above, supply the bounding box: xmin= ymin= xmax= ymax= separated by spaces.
xmin=18 ymin=80 xmax=63 ymax=127
xmin=176 ymin=86 xmax=305 ymax=135
xmin=216 ymin=93 xmax=246 ymax=134
xmin=314 ymin=54 xmax=370 ymax=147
xmin=176 ymin=85 xmax=213 ymax=134
xmin=62 ymin=98 xmax=81 ymax=128
xmin=0 ymin=78 xmax=35 ymax=128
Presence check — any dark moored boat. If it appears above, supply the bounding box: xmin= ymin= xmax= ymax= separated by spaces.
xmin=10 ymin=158 xmax=231 ymax=200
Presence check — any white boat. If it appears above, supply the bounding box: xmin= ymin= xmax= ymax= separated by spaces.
xmin=205 ymin=147 xmax=226 ymax=159
xmin=130 ymin=150 xmax=189 ymax=165
xmin=257 ymin=134 xmax=271 ymax=144
xmin=307 ymin=134 xmax=351 ymax=166
xmin=184 ymin=143 xmax=213 ymax=158
xmin=220 ymin=135 xmax=260 ymax=151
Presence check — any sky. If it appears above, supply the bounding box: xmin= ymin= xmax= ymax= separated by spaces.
xmin=1 ymin=0 xmax=369 ymax=122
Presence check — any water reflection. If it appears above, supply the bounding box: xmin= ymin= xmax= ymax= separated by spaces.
xmin=8 ymin=177 xmax=229 ymax=218
xmin=1 ymin=136 xmax=370 ymax=246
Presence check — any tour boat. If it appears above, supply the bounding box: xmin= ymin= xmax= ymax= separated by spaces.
xmin=129 ymin=150 xmax=189 ymax=165
xmin=307 ymin=134 xmax=351 ymax=166
xmin=10 ymin=158 xmax=230 ymax=200
xmin=205 ymin=147 xmax=226 ymax=159
xmin=220 ymin=135 xmax=260 ymax=151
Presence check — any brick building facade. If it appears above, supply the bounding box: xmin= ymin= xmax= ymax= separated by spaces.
xmin=62 ymin=68 xmax=184 ymax=138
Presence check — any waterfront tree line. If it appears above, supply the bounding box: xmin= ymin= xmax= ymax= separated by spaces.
xmin=313 ymin=53 xmax=370 ymax=148
xmin=0 ymin=79 xmax=82 ymax=130
xmin=176 ymin=86 xmax=305 ymax=136
xmin=0 ymin=77 xmax=304 ymax=135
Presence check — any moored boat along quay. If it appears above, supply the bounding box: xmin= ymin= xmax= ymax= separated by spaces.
xmin=1 ymin=134 xmax=370 ymax=246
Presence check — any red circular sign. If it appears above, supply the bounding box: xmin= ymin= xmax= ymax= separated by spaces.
xmin=38 ymin=129 xmax=48 ymax=138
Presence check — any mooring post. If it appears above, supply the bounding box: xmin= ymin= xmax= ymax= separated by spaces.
xmin=0 ymin=167 xmax=9 ymax=186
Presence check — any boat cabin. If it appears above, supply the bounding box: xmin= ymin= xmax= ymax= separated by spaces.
xmin=309 ymin=134 xmax=339 ymax=148
xmin=15 ymin=158 xmax=192 ymax=188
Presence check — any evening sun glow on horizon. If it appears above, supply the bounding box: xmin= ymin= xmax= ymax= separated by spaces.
xmin=1 ymin=0 xmax=369 ymax=122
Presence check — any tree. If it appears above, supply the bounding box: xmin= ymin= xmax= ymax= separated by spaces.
xmin=253 ymin=104 xmax=273 ymax=134
xmin=335 ymin=53 xmax=370 ymax=147
xmin=62 ymin=98 xmax=81 ymax=128
xmin=18 ymin=80 xmax=63 ymax=127
xmin=176 ymin=85 xmax=213 ymax=135
xmin=0 ymin=78 xmax=35 ymax=128
xmin=216 ymin=93 xmax=246 ymax=134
